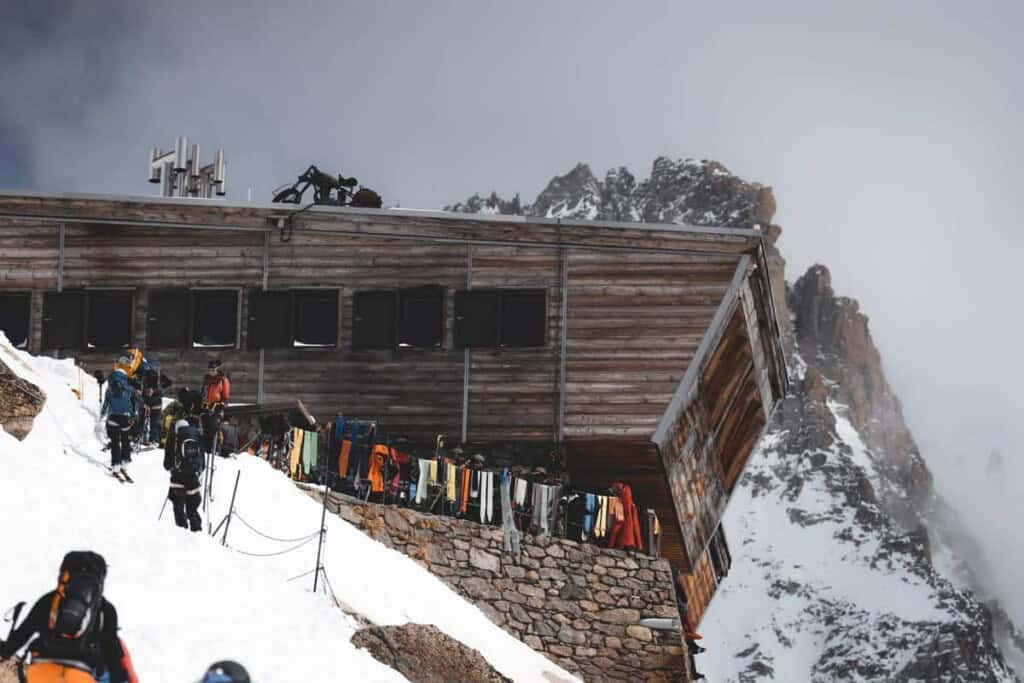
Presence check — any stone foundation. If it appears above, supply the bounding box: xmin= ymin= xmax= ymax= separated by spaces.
xmin=309 ymin=489 xmax=690 ymax=682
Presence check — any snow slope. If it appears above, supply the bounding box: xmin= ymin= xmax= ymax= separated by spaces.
xmin=0 ymin=337 xmax=576 ymax=683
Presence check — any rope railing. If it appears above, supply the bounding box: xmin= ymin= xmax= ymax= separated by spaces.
xmin=231 ymin=510 xmax=320 ymax=544
xmin=229 ymin=534 xmax=319 ymax=558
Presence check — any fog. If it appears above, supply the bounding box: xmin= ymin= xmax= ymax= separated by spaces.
xmin=3 ymin=0 xmax=1022 ymax=620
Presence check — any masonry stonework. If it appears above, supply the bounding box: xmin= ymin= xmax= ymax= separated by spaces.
xmin=308 ymin=490 xmax=690 ymax=682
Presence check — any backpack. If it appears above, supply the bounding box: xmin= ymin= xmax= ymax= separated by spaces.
xmin=172 ymin=427 xmax=204 ymax=476
xmin=47 ymin=551 xmax=106 ymax=646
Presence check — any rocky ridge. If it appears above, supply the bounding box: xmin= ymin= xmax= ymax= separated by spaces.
xmin=447 ymin=158 xmax=1022 ymax=681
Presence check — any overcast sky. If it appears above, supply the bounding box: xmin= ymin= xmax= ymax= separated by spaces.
xmin=3 ymin=0 xmax=1022 ymax=612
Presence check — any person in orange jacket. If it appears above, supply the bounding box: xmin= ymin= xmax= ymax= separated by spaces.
xmin=200 ymin=360 xmax=231 ymax=458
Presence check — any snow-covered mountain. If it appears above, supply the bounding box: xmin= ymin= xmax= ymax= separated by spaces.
xmin=0 ymin=336 xmax=576 ymax=683
xmin=448 ymin=158 xmax=1024 ymax=681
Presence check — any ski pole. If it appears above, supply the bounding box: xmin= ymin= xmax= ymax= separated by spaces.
xmin=158 ymin=496 xmax=169 ymax=521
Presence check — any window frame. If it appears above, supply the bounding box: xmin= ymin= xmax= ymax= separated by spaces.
xmin=397 ymin=285 xmax=445 ymax=349
xmin=191 ymin=289 xmax=240 ymax=349
xmin=292 ymin=288 xmax=340 ymax=348
xmin=453 ymin=288 xmax=548 ymax=349
xmin=85 ymin=289 xmax=135 ymax=351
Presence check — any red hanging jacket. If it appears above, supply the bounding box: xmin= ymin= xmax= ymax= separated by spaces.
xmin=608 ymin=482 xmax=643 ymax=552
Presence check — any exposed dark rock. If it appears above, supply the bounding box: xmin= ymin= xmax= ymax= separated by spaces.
xmin=352 ymin=623 xmax=511 ymax=683
xmin=0 ymin=355 xmax=45 ymax=440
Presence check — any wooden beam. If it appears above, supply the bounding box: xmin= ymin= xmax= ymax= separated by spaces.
xmin=557 ymin=247 xmax=569 ymax=442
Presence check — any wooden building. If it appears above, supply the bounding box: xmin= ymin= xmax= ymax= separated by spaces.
xmin=0 ymin=191 xmax=787 ymax=621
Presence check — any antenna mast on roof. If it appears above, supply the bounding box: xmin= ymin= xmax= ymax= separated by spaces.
xmin=147 ymin=136 xmax=226 ymax=198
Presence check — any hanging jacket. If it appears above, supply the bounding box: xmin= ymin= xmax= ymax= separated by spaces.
xmin=608 ymin=482 xmax=643 ymax=552
xmin=368 ymin=445 xmax=388 ymax=493
xmin=288 ymin=429 xmax=303 ymax=478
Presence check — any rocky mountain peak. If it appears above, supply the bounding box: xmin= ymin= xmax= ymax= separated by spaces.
xmin=446 ymin=157 xmax=777 ymax=229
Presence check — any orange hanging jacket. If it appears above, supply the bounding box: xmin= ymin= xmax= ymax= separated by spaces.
xmin=368 ymin=445 xmax=388 ymax=493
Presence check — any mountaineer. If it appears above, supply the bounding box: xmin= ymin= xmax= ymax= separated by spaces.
xmin=200 ymin=361 xmax=231 ymax=457
xmin=100 ymin=355 xmax=137 ymax=481
xmin=164 ymin=419 xmax=206 ymax=532
xmin=0 ymin=552 xmax=136 ymax=683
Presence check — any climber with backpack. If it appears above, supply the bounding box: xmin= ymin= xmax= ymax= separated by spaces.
xmin=164 ymin=418 xmax=207 ymax=532
xmin=100 ymin=355 xmax=137 ymax=481
xmin=0 ymin=551 xmax=136 ymax=683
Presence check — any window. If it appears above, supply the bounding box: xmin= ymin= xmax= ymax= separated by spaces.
xmin=248 ymin=291 xmax=292 ymax=349
xmin=398 ymin=286 xmax=443 ymax=348
xmin=352 ymin=287 xmax=445 ymax=349
xmin=247 ymin=290 xmax=339 ymax=349
xmin=0 ymin=293 xmax=31 ymax=349
xmin=454 ymin=290 xmax=500 ymax=348
xmin=192 ymin=290 xmax=238 ymax=348
xmin=147 ymin=290 xmax=190 ymax=349
xmin=454 ymin=289 xmax=547 ymax=349
xmin=294 ymin=290 xmax=339 ymax=347
xmin=42 ymin=291 xmax=85 ymax=349
xmin=352 ymin=290 xmax=397 ymax=349
xmin=501 ymin=290 xmax=546 ymax=347
xmin=87 ymin=291 xmax=133 ymax=349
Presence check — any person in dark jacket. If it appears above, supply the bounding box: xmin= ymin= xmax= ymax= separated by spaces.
xmin=0 ymin=555 xmax=129 ymax=683
xmin=138 ymin=362 xmax=173 ymax=447
xmin=101 ymin=357 xmax=136 ymax=476
xmin=164 ymin=418 xmax=206 ymax=532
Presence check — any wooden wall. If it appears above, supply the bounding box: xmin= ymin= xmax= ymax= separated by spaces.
xmin=0 ymin=206 xmax=764 ymax=445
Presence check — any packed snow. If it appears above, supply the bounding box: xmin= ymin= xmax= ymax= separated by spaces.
xmin=0 ymin=336 xmax=577 ymax=683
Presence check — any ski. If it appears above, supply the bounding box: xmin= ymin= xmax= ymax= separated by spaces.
xmin=109 ymin=469 xmax=127 ymax=483
xmin=120 ymin=470 xmax=135 ymax=483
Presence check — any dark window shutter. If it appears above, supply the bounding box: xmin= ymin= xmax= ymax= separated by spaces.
xmin=454 ymin=290 xmax=500 ymax=348
xmin=192 ymin=291 xmax=238 ymax=347
xmin=42 ymin=290 xmax=85 ymax=350
xmin=0 ymin=293 xmax=31 ymax=349
xmin=398 ymin=286 xmax=444 ymax=348
xmin=248 ymin=290 xmax=292 ymax=349
xmin=352 ymin=290 xmax=397 ymax=349
xmin=147 ymin=290 xmax=190 ymax=349
xmin=500 ymin=290 xmax=546 ymax=347
xmin=87 ymin=291 xmax=133 ymax=350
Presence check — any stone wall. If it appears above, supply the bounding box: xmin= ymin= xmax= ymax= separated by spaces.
xmin=309 ymin=490 xmax=690 ymax=683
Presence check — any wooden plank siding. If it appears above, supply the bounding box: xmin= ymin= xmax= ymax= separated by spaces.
xmin=563 ymin=251 xmax=739 ymax=439
xmin=0 ymin=193 xmax=789 ymax=592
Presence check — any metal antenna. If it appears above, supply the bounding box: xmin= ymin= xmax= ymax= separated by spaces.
xmin=147 ymin=136 xmax=227 ymax=198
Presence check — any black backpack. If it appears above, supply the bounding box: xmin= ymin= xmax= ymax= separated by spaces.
xmin=173 ymin=427 xmax=204 ymax=476
xmin=47 ymin=551 xmax=106 ymax=646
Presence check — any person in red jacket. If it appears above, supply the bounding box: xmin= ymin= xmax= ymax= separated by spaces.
xmin=200 ymin=360 xmax=231 ymax=458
